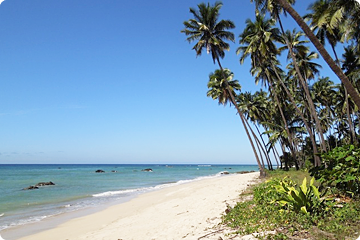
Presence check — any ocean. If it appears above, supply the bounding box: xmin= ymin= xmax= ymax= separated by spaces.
xmin=0 ymin=164 xmax=258 ymax=234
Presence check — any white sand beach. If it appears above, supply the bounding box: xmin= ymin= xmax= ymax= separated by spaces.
xmin=3 ymin=172 xmax=259 ymax=240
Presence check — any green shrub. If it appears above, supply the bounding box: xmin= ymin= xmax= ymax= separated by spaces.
xmin=272 ymin=177 xmax=328 ymax=215
xmin=310 ymin=145 xmax=360 ymax=196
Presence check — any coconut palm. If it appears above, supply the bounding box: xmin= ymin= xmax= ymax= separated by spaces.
xmin=326 ymin=0 xmax=360 ymax=49
xmin=181 ymin=2 xmax=235 ymax=67
xmin=237 ymin=14 xmax=301 ymax=168
xmin=342 ymin=45 xmax=360 ymax=85
xmin=270 ymin=0 xmax=360 ymax=109
xmin=207 ymin=69 xmax=241 ymax=105
xmin=304 ymin=0 xmax=341 ymax=64
xmin=182 ymin=2 xmax=265 ymax=175
xmin=311 ymin=77 xmax=337 ymax=136
xmin=237 ymin=90 xmax=275 ymax=169
xmin=283 ymin=30 xmax=327 ymax=154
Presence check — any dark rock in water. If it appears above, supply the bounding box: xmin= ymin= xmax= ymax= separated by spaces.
xmin=23 ymin=185 xmax=39 ymax=190
xmin=36 ymin=181 xmax=55 ymax=187
xmin=95 ymin=169 xmax=105 ymax=173
xmin=142 ymin=168 xmax=153 ymax=172
xmin=23 ymin=181 xmax=55 ymax=190
xmin=221 ymin=171 xmax=230 ymax=175
xmin=111 ymin=170 xmax=117 ymax=173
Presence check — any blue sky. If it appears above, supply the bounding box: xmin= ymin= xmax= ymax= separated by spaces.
xmin=0 ymin=0 xmax=338 ymax=164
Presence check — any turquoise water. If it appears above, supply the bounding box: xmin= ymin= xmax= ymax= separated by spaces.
xmin=0 ymin=164 xmax=258 ymax=232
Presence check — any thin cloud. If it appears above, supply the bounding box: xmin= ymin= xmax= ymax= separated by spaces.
xmin=0 ymin=0 xmax=5 ymax=5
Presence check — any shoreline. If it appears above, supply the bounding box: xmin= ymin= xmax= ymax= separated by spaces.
xmin=2 ymin=172 xmax=259 ymax=240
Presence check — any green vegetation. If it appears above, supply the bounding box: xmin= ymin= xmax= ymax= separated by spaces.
xmin=181 ymin=1 xmax=360 ymax=238
xmin=181 ymin=0 xmax=360 ymax=174
xmin=311 ymin=145 xmax=360 ymax=196
xmin=223 ymin=170 xmax=360 ymax=239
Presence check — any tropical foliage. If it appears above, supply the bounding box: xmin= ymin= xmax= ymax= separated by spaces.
xmin=311 ymin=145 xmax=360 ymax=196
xmin=182 ymin=0 xmax=360 ymax=173
xmin=182 ymin=1 xmax=360 ymax=237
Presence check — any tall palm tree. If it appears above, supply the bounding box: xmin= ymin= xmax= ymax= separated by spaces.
xmin=237 ymin=14 xmax=299 ymax=168
xmin=181 ymin=2 xmax=235 ymax=67
xmin=237 ymin=90 xmax=274 ymax=169
xmin=304 ymin=0 xmax=341 ymax=64
xmin=327 ymin=0 xmax=360 ymax=50
xmin=207 ymin=69 xmax=241 ymax=105
xmin=341 ymin=45 xmax=360 ymax=144
xmin=283 ymin=30 xmax=327 ymax=153
xmin=182 ymin=2 xmax=265 ymax=175
xmin=271 ymin=0 xmax=360 ymax=109
xmin=249 ymin=0 xmax=324 ymax=165
xmin=207 ymin=69 xmax=268 ymax=172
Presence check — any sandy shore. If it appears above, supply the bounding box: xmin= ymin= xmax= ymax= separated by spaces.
xmin=3 ymin=172 xmax=259 ymax=240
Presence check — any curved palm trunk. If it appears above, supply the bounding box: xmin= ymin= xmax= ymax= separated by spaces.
xmin=277 ymin=18 xmax=327 ymax=154
xmin=216 ymin=57 xmax=265 ymax=177
xmin=254 ymin=124 xmax=273 ymax=168
xmin=276 ymin=15 xmax=324 ymax=165
xmin=245 ymin=116 xmax=273 ymax=170
xmin=254 ymin=132 xmax=267 ymax=169
xmin=345 ymin=87 xmax=357 ymax=144
xmin=272 ymin=148 xmax=280 ymax=169
xmin=271 ymin=61 xmax=321 ymax=166
xmin=267 ymin=78 xmax=299 ymax=169
xmin=275 ymin=0 xmax=360 ymax=110
xmin=236 ymin=100 xmax=266 ymax=176
xmin=332 ymin=48 xmax=358 ymax=145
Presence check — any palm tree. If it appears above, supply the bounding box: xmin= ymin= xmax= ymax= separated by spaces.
xmin=327 ymin=0 xmax=360 ymax=50
xmin=237 ymin=90 xmax=275 ymax=169
xmin=206 ymin=68 xmax=266 ymax=173
xmin=283 ymin=30 xmax=327 ymax=154
xmin=207 ymin=69 xmax=241 ymax=105
xmin=311 ymin=77 xmax=337 ymax=142
xmin=249 ymin=0 xmax=325 ymax=165
xmin=237 ymin=14 xmax=300 ymax=169
xmin=271 ymin=0 xmax=360 ymax=109
xmin=181 ymin=2 xmax=235 ymax=67
xmin=182 ymin=2 xmax=265 ymax=175
xmin=304 ymin=0 xmax=341 ymax=64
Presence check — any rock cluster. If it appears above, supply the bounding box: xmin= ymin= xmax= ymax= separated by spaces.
xmin=141 ymin=168 xmax=153 ymax=172
xmin=23 ymin=181 xmax=55 ymax=190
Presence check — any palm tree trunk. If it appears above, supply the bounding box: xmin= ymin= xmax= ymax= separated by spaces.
xmin=254 ymin=124 xmax=273 ymax=168
xmin=245 ymin=116 xmax=273 ymax=170
xmin=254 ymin=132 xmax=267 ymax=169
xmin=216 ymin=57 xmax=265 ymax=177
xmin=278 ymin=21 xmax=327 ymax=153
xmin=271 ymin=61 xmax=321 ymax=166
xmin=275 ymin=0 xmax=360 ymax=110
xmin=267 ymin=78 xmax=298 ymax=168
xmin=345 ymin=87 xmax=357 ymax=144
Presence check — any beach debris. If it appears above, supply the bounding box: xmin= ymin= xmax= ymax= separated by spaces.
xmin=95 ymin=169 xmax=105 ymax=173
xmin=220 ymin=171 xmax=230 ymax=175
xmin=141 ymin=168 xmax=153 ymax=172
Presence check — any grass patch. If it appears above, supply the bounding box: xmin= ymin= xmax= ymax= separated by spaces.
xmin=223 ymin=169 xmax=360 ymax=239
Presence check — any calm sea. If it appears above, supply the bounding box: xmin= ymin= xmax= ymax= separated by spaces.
xmin=0 ymin=164 xmax=258 ymax=233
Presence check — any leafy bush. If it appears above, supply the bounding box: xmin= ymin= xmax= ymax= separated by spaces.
xmin=272 ymin=177 xmax=328 ymax=215
xmin=310 ymin=145 xmax=360 ymax=196
xmin=224 ymin=180 xmax=314 ymax=236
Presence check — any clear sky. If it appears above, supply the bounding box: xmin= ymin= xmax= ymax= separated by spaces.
xmin=0 ymin=0 xmax=338 ymax=164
